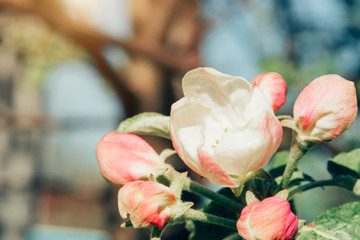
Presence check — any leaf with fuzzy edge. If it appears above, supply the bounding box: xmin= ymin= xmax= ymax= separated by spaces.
xmin=296 ymin=201 xmax=360 ymax=239
xmin=117 ymin=112 xmax=171 ymax=139
xmin=247 ymin=169 xmax=273 ymax=180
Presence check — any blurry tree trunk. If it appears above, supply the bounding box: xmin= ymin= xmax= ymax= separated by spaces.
xmin=0 ymin=1 xmax=204 ymax=239
xmin=0 ymin=0 xmax=203 ymax=116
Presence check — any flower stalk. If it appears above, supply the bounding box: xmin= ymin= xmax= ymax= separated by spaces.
xmin=223 ymin=233 xmax=242 ymax=240
xmin=182 ymin=209 xmax=237 ymax=230
xmin=288 ymin=176 xmax=358 ymax=200
xmin=281 ymin=138 xmax=310 ymax=189
xmin=183 ymin=178 xmax=244 ymax=212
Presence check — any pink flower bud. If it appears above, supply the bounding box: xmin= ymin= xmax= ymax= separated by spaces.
xmin=251 ymin=72 xmax=287 ymax=112
xmin=118 ymin=181 xmax=176 ymax=229
xmin=293 ymin=74 xmax=358 ymax=140
xmin=237 ymin=196 xmax=298 ymax=240
xmin=96 ymin=132 xmax=164 ymax=186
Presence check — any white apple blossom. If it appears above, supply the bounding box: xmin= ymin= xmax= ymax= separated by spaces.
xmin=170 ymin=68 xmax=284 ymax=187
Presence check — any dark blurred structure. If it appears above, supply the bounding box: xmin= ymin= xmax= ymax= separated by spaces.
xmin=0 ymin=0 xmax=359 ymax=239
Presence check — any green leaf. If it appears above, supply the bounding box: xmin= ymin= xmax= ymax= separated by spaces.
xmin=187 ymin=188 xmax=240 ymax=240
xmin=353 ymin=179 xmax=360 ymax=196
xmin=327 ymin=149 xmax=360 ymax=179
xmin=296 ymin=201 xmax=360 ymax=239
xmin=247 ymin=169 xmax=273 ymax=180
xmin=117 ymin=112 xmax=170 ymax=139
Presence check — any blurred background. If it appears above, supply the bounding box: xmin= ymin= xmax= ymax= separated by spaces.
xmin=0 ymin=0 xmax=359 ymax=239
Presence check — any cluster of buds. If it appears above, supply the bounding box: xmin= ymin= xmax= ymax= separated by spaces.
xmin=96 ymin=67 xmax=357 ymax=239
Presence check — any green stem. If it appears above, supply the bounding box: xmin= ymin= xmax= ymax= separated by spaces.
xmin=223 ymin=233 xmax=242 ymax=240
xmin=281 ymin=141 xmax=308 ymax=188
xmin=230 ymin=174 xmax=247 ymax=198
xmin=183 ymin=209 xmax=237 ymax=230
xmin=288 ymin=178 xmax=354 ymax=200
xmin=184 ymin=179 xmax=243 ymax=212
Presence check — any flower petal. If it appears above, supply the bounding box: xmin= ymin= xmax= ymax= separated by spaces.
xmin=117 ymin=181 xmax=176 ymax=229
xmin=251 ymin=73 xmax=287 ymax=111
xmin=249 ymin=196 xmax=297 ymax=240
xmin=237 ymin=199 xmax=259 ymax=240
xmin=130 ymin=193 xmax=175 ymax=229
xmin=96 ymin=132 xmax=162 ymax=185
xmin=197 ymin=149 xmax=237 ymax=187
xmin=213 ymin=128 xmax=268 ymax=176
xmin=170 ymin=98 xmax=228 ymax=175
xmin=182 ymin=67 xmax=251 ymax=122
xmin=237 ymin=196 xmax=298 ymax=240
xmin=170 ymin=68 xmax=283 ymax=187
xmin=294 ymin=74 xmax=358 ymax=140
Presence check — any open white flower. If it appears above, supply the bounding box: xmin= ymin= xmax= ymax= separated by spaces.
xmin=170 ymin=68 xmax=283 ymax=187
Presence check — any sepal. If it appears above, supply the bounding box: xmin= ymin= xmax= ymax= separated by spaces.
xmin=245 ymin=191 xmax=258 ymax=204
xmin=170 ymin=172 xmax=188 ymax=200
xmin=159 ymin=149 xmax=177 ymax=163
xmin=275 ymin=189 xmax=289 ymax=200
xmin=172 ymin=202 xmax=194 ymax=220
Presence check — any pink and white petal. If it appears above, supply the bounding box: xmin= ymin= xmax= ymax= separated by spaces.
xmin=118 ymin=181 xmax=176 ymax=228
xmin=183 ymin=67 xmax=250 ymax=106
xmin=118 ymin=181 xmax=146 ymax=218
xmin=130 ymin=193 xmax=175 ymax=229
xmin=244 ymin=89 xmax=283 ymax=171
xmin=250 ymin=197 xmax=290 ymax=239
xmin=245 ymin=86 xmax=275 ymax=122
xmin=182 ymin=68 xmax=251 ymax=121
xmin=96 ymin=132 xmax=161 ymax=185
xmin=284 ymin=209 xmax=299 ymax=239
xmin=210 ymin=87 xmax=280 ymax=177
xmin=170 ymin=98 xmax=227 ymax=175
xmin=213 ymin=128 xmax=267 ymax=176
xmin=251 ymin=73 xmax=287 ymax=111
xmin=249 ymin=112 xmax=283 ymax=171
xmin=294 ymin=74 xmax=357 ymax=139
xmin=237 ymin=199 xmax=259 ymax=240
xmin=197 ymin=149 xmax=237 ymax=187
